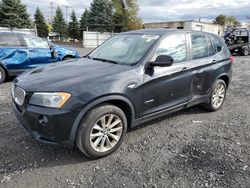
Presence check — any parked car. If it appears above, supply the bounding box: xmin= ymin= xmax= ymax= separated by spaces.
xmin=12 ymin=29 xmax=233 ymax=158
xmin=224 ymin=27 xmax=250 ymax=56
xmin=0 ymin=32 xmax=80 ymax=83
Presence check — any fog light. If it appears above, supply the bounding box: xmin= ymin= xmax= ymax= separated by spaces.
xmin=38 ymin=115 xmax=48 ymax=126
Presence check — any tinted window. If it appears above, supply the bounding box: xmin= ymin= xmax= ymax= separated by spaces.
xmin=22 ymin=34 xmax=50 ymax=49
xmin=0 ymin=34 xmax=22 ymax=46
xmin=211 ymin=35 xmax=223 ymax=53
xmin=207 ymin=35 xmax=215 ymax=56
xmin=155 ymin=34 xmax=187 ymax=63
xmin=191 ymin=34 xmax=209 ymax=60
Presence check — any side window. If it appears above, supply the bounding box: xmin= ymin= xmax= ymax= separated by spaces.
xmin=22 ymin=34 xmax=50 ymax=49
xmin=207 ymin=35 xmax=215 ymax=56
xmin=0 ymin=34 xmax=22 ymax=47
xmin=155 ymin=34 xmax=187 ymax=63
xmin=211 ymin=35 xmax=223 ymax=53
xmin=191 ymin=34 xmax=209 ymax=60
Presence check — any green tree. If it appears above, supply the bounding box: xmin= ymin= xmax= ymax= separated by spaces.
xmin=88 ymin=0 xmax=114 ymax=32
xmin=68 ymin=10 xmax=79 ymax=40
xmin=0 ymin=0 xmax=32 ymax=29
xmin=34 ymin=7 xmax=49 ymax=38
xmin=214 ymin=15 xmax=241 ymax=27
xmin=214 ymin=15 xmax=227 ymax=26
xmin=226 ymin=16 xmax=241 ymax=27
xmin=52 ymin=6 xmax=67 ymax=39
xmin=112 ymin=0 xmax=142 ymax=32
xmin=79 ymin=9 xmax=90 ymax=38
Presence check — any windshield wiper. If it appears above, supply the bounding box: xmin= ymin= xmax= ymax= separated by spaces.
xmin=84 ymin=55 xmax=92 ymax=59
xmin=92 ymin=57 xmax=118 ymax=64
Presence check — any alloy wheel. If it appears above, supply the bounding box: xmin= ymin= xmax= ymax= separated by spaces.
xmin=212 ymin=83 xmax=226 ymax=109
xmin=89 ymin=114 xmax=123 ymax=152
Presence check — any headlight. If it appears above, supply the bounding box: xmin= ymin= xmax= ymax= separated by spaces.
xmin=29 ymin=92 xmax=71 ymax=108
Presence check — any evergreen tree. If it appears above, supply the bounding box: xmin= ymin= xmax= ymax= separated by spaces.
xmin=0 ymin=0 xmax=32 ymax=29
xmin=68 ymin=10 xmax=79 ymax=40
xmin=52 ymin=7 xmax=67 ymax=39
xmin=112 ymin=0 xmax=142 ymax=32
xmin=79 ymin=9 xmax=90 ymax=38
xmin=89 ymin=0 xmax=114 ymax=32
xmin=34 ymin=7 xmax=49 ymax=38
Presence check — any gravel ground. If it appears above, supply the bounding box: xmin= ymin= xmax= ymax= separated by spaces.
xmin=0 ymin=56 xmax=250 ymax=188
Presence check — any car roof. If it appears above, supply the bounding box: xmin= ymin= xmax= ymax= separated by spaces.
xmin=123 ymin=29 xmax=217 ymax=37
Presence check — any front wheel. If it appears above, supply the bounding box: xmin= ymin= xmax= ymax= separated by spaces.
xmin=76 ymin=104 xmax=127 ymax=158
xmin=0 ymin=66 xmax=7 ymax=84
xmin=202 ymin=79 xmax=227 ymax=111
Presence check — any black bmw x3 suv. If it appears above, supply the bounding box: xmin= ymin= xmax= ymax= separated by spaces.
xmin=12 ymin=29 xmax=233 ymax=158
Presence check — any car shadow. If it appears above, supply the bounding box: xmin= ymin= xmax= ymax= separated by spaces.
xmin=0 ymin=106 xmax=208 ymax=175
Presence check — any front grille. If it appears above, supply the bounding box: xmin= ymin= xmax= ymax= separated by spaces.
xmin=13 ymin=86 xmax=26 ymax=106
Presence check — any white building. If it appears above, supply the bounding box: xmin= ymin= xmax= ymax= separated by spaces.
xmin=144 ymin=20 xmax=224 ymax=36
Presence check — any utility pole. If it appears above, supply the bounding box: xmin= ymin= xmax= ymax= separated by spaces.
xmin=122 ymin=0 xmax=128 ymax=10
xmin=63 ymin=5 xmax=71 ymax=23
xmin=49 ymin=2 xmax=56 ymax=23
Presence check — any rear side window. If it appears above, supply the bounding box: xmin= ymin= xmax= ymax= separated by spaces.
xmin=191 ymin=34 xmax=209 ymax=60
xmin=211 ymin=35 xmax=223 ymax=53
xmin=0 ymin=34 xmax=22 ymax=47
xmin=207 ymin=35 xmax=215 ymax=56
xmin=155 ymin=33 xmax=187 ymax=63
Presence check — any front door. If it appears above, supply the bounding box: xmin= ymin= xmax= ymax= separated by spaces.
xmin=143 ymin=33 xmax=193 ymax=116
xmin=22 ymin=34 xmax=56 ymax=68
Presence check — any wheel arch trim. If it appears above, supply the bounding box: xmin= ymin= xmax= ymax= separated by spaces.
xmin=69 ymin=95 xmax=135 ymax=144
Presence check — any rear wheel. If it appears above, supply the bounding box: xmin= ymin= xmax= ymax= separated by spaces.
xmin=76 ymin=104 xmax=127 ymax=158
xmin=202 ymin=79 xmax=227 ymax=111
xmin=0 ymin=66 xmax=7 ymax=84
xmin=240 ymin=47 xmax=249 ymax=56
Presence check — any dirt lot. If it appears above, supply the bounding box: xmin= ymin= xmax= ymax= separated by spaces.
xmin=0 ymin=56 xmax=250 ymax=188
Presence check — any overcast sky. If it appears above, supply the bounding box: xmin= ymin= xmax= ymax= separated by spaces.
xmin=22 ymin=0 xmax=250 ymax=23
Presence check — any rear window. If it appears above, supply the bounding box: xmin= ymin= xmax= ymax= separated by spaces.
xmin=210 ymin=35 xmax=223 ymax=53
xmin=191 ymin=34 xmax=209 ymax=60
xmin=0 ymin=34 xmax=22 ymax=47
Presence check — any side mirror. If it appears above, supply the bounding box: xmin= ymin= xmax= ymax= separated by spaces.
xmin=217 ymin=45 xmax=223 ymax=52
xmin=151 ymin=55 xmax=174 ymax=67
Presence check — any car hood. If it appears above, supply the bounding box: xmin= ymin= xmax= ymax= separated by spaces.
xmin=15 ymin=58 xmax=132 ymax=92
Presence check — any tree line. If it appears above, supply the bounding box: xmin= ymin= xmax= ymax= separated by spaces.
xmin=0 ymin=0 xmax=142 ymax=40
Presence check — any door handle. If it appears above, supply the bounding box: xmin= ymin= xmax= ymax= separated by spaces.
xmin=212 ymin=60 xmax=217 ymax=64
xmin=182 ymin=67 xmax=188 ymax=71
xmin=29 ymin=49 xmax=37 ymax=52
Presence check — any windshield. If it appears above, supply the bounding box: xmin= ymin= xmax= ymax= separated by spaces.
xmin=88 ymin=34 xmax=159 ymax=65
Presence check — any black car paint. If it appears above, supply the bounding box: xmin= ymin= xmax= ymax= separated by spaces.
xmin=13 ymin=29 xmax=232 ymax=147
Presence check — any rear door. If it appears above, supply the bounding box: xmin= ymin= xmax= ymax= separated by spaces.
xmin=21 ymin=34 xmax=56 ymax=67
xmin=0 ymin=33 xmax=30 ymax=70
xmin=142 ymin=33 xmax=193 ymax=115
xmin=188 ymin=33 xmax=221 ymax=97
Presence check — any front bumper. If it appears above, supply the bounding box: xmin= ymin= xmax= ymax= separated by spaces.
xmin=13 ymin=101 xmax=80 ymax=148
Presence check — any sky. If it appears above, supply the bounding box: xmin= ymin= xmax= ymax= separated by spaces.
xmin=22 ymin=0 xmax=250 ymax=23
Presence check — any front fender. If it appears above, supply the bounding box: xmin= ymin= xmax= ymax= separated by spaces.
xmin=69 ymin=95 xmax=135 ymax=144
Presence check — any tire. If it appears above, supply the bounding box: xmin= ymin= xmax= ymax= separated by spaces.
xmin=76 ymin=104 xmax=127 ymax=158
xmin=202 ymin=79 xmax=227 ymax=112
xmin=0 ymin=66 xmax=7 ymax=84
xmin=240 ymin=47 xmax=249 ymax=56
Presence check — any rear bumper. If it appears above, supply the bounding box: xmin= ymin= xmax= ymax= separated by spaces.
xmin=13 ymin=101 xmax=80 ymax=148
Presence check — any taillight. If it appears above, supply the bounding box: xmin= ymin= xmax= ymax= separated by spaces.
xmin=230 ymin=56 xmax=234 ymax=63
